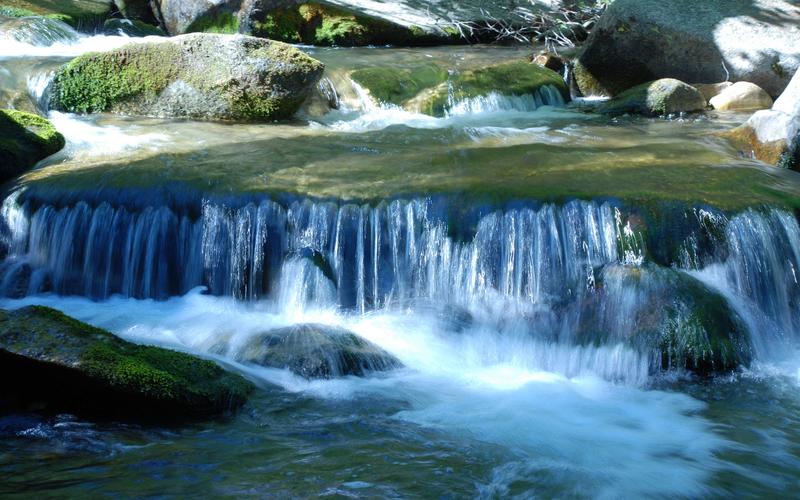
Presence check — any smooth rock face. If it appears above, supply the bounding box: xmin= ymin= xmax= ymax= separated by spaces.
xmin=235 ymin=324 xmax=402 ymax=379
xmin=49 ymin=33 xmax=325 ymax=121
xmin=577 ymin=0 xmax=800 ymax=97
xmin=0 ymin=306 xmax=254 ymax=417
xmin=0 ymin=109 xmax=64 ymax=183
xmin=710 ymin=82 xmax=774 ymax=111
xmin=599 ymin=78 xmax=706 ymax=116
xmin=729 ymin=69 xmax=800 ymax=170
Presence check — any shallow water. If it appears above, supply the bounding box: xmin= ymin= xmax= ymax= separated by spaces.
xmin=1 ymin=17 xmax=800 ymax=498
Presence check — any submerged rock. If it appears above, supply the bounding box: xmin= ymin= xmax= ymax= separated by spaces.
xmin=575 ymin=0 xmax=800 ymax=98
xmin=49 ymin=33 xmax=324 ymax=121
xmin=0 ymin=109 xmax=65 ymax=183
xmin=580 ymin=264 xmax=752 ymax=375
xmin=709 ymin=82 xmax=773 ymax=112
xmin=0 ymin=306 xmax=254 ymax=417
xmin=598 ymin=79 xmax=706 ymax=116
xmin=235 ymin=324 xmax=402 ymax=379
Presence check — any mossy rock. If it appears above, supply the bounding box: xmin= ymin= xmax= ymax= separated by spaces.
xmin=582 ymin=264 xmax=752 ymax=375
xmin=350 ymin=64 xmax=449 ymax=107
xmin=49 ymin=33 xmax=325 ymax=121
xmin=103 ymin=17 xmax=164 ymax=37
xmin=0 ymin=0 xmax=112 ymax=29
xmin=250 ymin=2 xmax=452 ymax=47
xmin=0 ymin=306 xmax=254 ymax=418
xmin=598 ymin=78 xmax=706 ymax=117
xmin=233 ymin=324 xmax=402 ymax=380
xmin=416 ymin=61 xmax=569 ymax=116
xmin=0 ymin=109 xmax=65 ymax=184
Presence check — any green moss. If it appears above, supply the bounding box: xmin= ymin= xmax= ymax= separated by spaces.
xmin=50 ymin=43 xmax=182 ymax=113
xmin=419 ymin=61 xmax=568 ymax=116
xmin=599 ymin=79 xmax=706 ymax=116
xmin=0 ymin=109 xmax=65 ymax=182
xmin=350 ymin=64 xmax=448 ymax=106
xmin=185 ymin=10 xmax=239 ymax=34
xmin=0 ymin=306 xmax=254 ymax=414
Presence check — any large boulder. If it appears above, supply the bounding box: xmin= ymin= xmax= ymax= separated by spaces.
xmin=575 ymin=0 xmax=800 ymax=98
xmin=0 ymin=109 xmax=65 ymax=183
xmin=709 ymin=82 xmax=773 ymax=112
xmin=234 ymin=324 xmax=402 ymax=379
xmin=598 ymin=78 xmax=706 ymax=116
xmin=0 ymin=306 xmax=254 ymax=417
xmin=727 ymin=69 xmax=800 ymax=170
xmin=48 ymin=33 xmax=325 ymax=121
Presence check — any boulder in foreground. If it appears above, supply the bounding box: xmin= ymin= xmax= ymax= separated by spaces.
xmin=235 ymin=324 xmax=402 ymax=379
xmin=0 ymin=109 xmax=64 ymax=183
xmin=0 ymin=306 xmax=254 ymax=418
xmin=49 ymin=33 xmax=325 ymax=121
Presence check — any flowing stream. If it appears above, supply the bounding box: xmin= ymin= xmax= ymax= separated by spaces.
xmin=1 ymin=17 xmax=800 ymax=498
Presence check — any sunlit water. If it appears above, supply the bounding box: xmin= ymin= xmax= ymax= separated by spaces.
xmin=1 ymin=18 xmax=800 ymax=497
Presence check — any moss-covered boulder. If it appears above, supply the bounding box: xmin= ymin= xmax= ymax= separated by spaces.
xmin=414 ymin=61 xmax=569 ymax=116
xmin=598 ymin=79 xmax=706 ymax=117
xmin=49 ymin=33 xmax=325 ymax=121
xmin=233 ymin=324 xmax=402 ymax=379
xmin=0 ymin=306 xmax=254 ymax=417
xmin=350 ymin=64 xmax=448 ymax=107
xmin=0 ymin=109 xmax=64 ymax=184
xmin=579 ymin=264 xmax=752 ymax=375
xmin=0 ymin=0 xmax=112 ymax=29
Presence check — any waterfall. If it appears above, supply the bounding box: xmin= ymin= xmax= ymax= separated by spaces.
xmin=1 ymin=191 xmax=798 ymax=375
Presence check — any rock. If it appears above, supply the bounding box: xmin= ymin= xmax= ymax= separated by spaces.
xmin=0 ymin=306 xmax=254 ymax=417
xmin=598 ymin=78 xmax=706 ymax=116
xmin=0 ymin=0 xmax=112 ymax=29
xmin=103 ymin=17 xmax=164 ymax=36
xmin=235 ymin=324 xmax=402 ymax=379
xmin=581 ymin=264 xmax=751 ymax=375
xmin=0 ymin=109 xmax=65 ymax=183
xmin=49 ymin=33 xmax=324 ymax=121
xmin=576 ymin=0 xmax=800 ymax=98
xmin=692 ymin=82 xmax=732 ymax=103
xmin=727 ymin=69 xmax=800 ymax=170
xmin=413 ymin=61 xmax=569 ymax=116
xmin=709 ymin=81 xmax=774 ymax=112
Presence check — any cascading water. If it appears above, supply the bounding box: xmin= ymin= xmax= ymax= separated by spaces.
xmin=1 ymin=190 xmax=798 ymax=381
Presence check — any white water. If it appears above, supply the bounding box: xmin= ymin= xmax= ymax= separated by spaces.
xmin=0 ymin=289 xmax=727 ymax=497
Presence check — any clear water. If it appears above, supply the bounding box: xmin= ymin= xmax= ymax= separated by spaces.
xmin=1 ymin=17 xmax=800 ymax=498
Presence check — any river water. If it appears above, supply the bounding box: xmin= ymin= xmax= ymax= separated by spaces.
xmin=1 ymin=16 xmax=800 ymax=498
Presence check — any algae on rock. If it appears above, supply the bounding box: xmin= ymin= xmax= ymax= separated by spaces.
xmin=0 ymin=109 xmax=64 ymax=183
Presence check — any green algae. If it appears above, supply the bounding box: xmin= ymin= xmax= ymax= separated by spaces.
xmin=350 ymin=64 xmax=449 ymax=106
xmin=0 ymin=109 xmax=64 ymax=182
xmin=185 ymin=10 xmax=239 ymax=34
